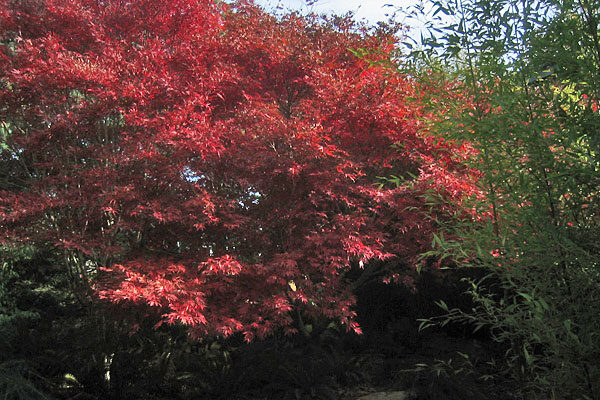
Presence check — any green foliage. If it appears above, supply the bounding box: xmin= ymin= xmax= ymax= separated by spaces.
xmin=0 ymin=262 xmax=39 ymax=332
xmin=0 ymin=360 xmax=54 ymax=400
xmin=0 ymin=247 xmax=54 ymax=400
xmin=404 ymin=352 xmax=500 ymax=400
xmin=406 ymin=0 xmax=600 ymax=398
xmin=0 ymin=247 xmax=42 ymax=349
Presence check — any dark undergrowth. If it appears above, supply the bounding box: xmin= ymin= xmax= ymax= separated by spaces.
xmin=1 ymin=251 xmax=520 ymax=400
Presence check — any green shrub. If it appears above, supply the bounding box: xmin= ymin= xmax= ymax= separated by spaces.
xmin=407 ymin=0 xmax=600 ymax=398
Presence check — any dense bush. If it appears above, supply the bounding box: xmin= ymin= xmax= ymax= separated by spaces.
xmin=410 ymin=0 xmax=600 ymax=397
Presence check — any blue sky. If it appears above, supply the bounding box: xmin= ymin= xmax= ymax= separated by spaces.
xmin=253 ymin=0 xmax=430 ymax=37
xmin=255 ymin=0 xmax=403 ymax=23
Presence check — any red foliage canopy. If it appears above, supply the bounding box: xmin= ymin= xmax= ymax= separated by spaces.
xmin=0 ymin=0 xmax=477 ymax=339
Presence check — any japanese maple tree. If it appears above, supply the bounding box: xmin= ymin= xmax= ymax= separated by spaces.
xmin=0 ymin=0 xmax=476 ymax=340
